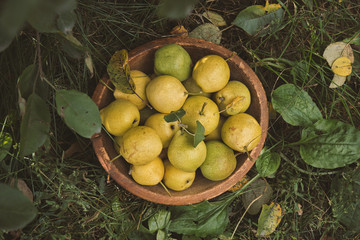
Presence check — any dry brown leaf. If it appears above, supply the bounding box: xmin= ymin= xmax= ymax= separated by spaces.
xmin=10 ymin=178 xmax=33 ymax=202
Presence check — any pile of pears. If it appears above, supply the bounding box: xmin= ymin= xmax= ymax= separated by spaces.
xmin=100 ymin=44 xmax=262 ymax=192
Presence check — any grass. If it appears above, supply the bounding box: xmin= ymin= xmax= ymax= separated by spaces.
xmin=1 ymin=0 xmax=360 ymax=239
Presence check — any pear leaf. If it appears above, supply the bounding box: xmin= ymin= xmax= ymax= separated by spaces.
xmin=323 ymin=42 xmax=354 ymax=66
xmin=202 ymin=11 xmax=226 ymax=27
xmin=107 ymin=49 xmax=135 ymax=94
xmin=256 ymin=202 xmax=282 ymax=237
xmin=56 ymin=89 xmax=101 ymax=138
xmin=0 ymin=183 xmax=37 ymax=231
xmin=232 ymin=2 xmax=283 ymax=37
xmin=194 ymin=120 xmax=205 ymax=148
xmin=164 ymin=109 xmax=186 ymax=122
xmin=19 ymin=93 xmax=50 ymax=157
xmin=331 ymin=56 xmax=352 ymax=77
xmin=329 ymin=74 xmax=347 ymax=89
xmin=17 ymin=64 xmax=48 ymax=101
xmin=0 ymin=132 xmax=12 ymax=162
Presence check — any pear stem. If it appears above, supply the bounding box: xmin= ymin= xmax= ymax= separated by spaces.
xmin=199 ymin=102 xmax=208 ymax=115
xmin=133 ymin=90 xmax=153 ymax=109
xmin=159 ymin=181 xmax=172 ymax=197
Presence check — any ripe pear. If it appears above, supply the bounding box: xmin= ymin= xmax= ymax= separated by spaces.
xmin=182 ymin=77 xmax=211 ymax=98
xmin=167 ymin=130 xmax=206 ymax=172
xmin=146 ymin=75 xmax=188 ymax=113
xmin=100 ymin=99 xmax=140 ymax=136
xmin=221 ymin=113 xmax=262 ymax=153
xmin=163 ymin=160 xmax=196 ymax=191
xmin=120 ymin=126 xmax=163 ymax=165
xmin=113 ymin=70 xmax=151 ymax=110
xmin=214 ymin=81 xmax=251 ymax=116
xmin=144 ymin=113 xmax=180 ymax=148
xmin=130 ymin=157 xmax=164 ymax=186
xmin=181 ymin=96 xmax=220 ymax=135
xmin=192 ymin=55 xmax=230 ymax=93
xmin=200 ymin=140 xmax=237 ymax=181
xmin=154 ymin=44 xmax=192 ymax=81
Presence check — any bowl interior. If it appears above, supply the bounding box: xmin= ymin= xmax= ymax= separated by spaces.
xmin=91 ymin=37 xmax=268 ymax=205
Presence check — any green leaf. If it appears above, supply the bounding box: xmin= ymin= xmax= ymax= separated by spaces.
xmin=188 ymin=23 xmax=222 ymax=44
xmin=56 ymin=89 xmax=101 ymax=138
xmin=343 ymin=31 xmax=360 ymax=46
xmin=241 ymin=178 xmax=273 ymax=215
xmin=232 ymin=5 xmax=284 ymax=37
xmin=193 ymin=121 xmax=205 ymax=148
xmin=164 ymin=109 xmax=186 ymax=122
xmin=271 ymin=84 xmax=323 ymax=127
xmin=20 ymin=93 xmax=50 ymax=157
xmin=0 ymin=183 xmax=37 ymax=231
xmin=148 ymin=209 xmax=171 ymax=233
xmin=0 ymin=0 xmax=41 ymax=52
xmin=298 ymin=119 xmax=360 ymax=169
xmin=0 ymin=132 xmax=12 ymax=162
xmin=256 ymin=202 xmax=282 ymax=237
xmin=107 ymin=49 xmax=134 ymax=94
xmin=256 ymin=148 xmax=281 ymax=178
xmin=17 ymin=64 xmax=48 ymax=100
xmin=156 ymin=0 xmax=199 ymax=20
xmin=27 ymin=0 xmax=77 ymax=33
xmin=168 ymin=200 xmax=229 ymax=237
xmin=331 ymin=167 xmax=360 ymax=233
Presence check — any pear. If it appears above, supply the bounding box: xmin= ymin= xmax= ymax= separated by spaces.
xmin=120 ymin=126 xmax=163 ymax=165
xmin=205 ymin=115 xmax=226 ymax=141
xmin=144 ymin=113 xmax=180 ymax=148
xmin=100 ymin=99 xmax=140 ymax=136
xmin=130 ymin=157 xmax=164 ymax=186
xmin=182 ymin=77 xmax=211 ymax=98
xmin=113 ymin=70 xmax=151 ymax=110
xmin=200 ymin=140 xmax=237 ymax=181
xmin=146 ymin=75 xmax=188 ymax=113
xmin=214 ymin=81 xmax=251 ymax=116
xmin=221 ymin=113 xmax=262 ymax=152
xmin=163 ymin=160 xmax=196 ymax=191
xmin=181 ymin=96 xmax=220 ymax=135
xmin=154 ymin=44 xmax=192 ymax=81
xmin=167 ymin=130 xmax=206 ymax=172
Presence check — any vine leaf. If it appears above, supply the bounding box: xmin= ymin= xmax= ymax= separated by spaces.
xmin=107 ymin=49 xmax=135 ymax=94
xmin=56 ymin=90 xmax=101 ymax=138
xmin=19 ymin=93 xmax=50 ymax=158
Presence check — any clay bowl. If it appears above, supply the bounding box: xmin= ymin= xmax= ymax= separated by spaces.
xmin=91 ymin=37 xmax=268 ymax=205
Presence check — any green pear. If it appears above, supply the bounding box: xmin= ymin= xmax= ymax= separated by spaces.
xmin=182 ymin=77 xmax=211 ymax=98
xmin=154 ymin=44 xmax=192 ymax=81
xmin=167 ymin=130 xmax=206 ymax=172
xmin=200 ymin=140 xmax=237 ymax=181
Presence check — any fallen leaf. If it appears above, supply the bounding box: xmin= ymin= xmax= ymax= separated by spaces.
xmin=331 ymin=56 xmax=352 ymax=76
xmin=228 ymin=175 xmax=250 ymax=192
xmin=323 ymin=42 xmax=354 ymax=66
xmin=170 ymin=25 xmax=188 ymax=38
xmin=107 ymin=49 xmax=135 ymax=94
xmin=85 ymin=52 xmax=94 ymax=78
xmin=241 ymin=178 xmax=273 ymax=215
xmin=189 ymin=23 xmax=222 ymax=44
xmin=256 ymin=202 xmax=282 ymax=237
xmin=296 ymin=203 xmax=303 ymax=216
xmin=202 ymin=11 xmax=226 ymax=27
xmin=329 ymin=74 xmax=347 ymax=88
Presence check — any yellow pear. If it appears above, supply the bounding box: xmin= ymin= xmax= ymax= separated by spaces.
xmin=113 ymin=70 xmax=151 ymax=110
xmin=214 ymin=81 xmax=251 ymax=116
xmin=182 ymin=77 xmax=211 ymax=98
xmin=163 ymin=160 xmax=196 ymax=191
xmin=113 ymin=135 xmax=122 ymax=153
xmin=100 ymin=99 xmax=140 ymax=136
xmin=146 ymin=75 xmax=188 ymax=113
xmin=205 ymin=116 xmax=226 ymax=141
xmin=167 ymin=130 xmax=206 ymax=172
xmin=192 ymin=55 xmax=230 ymax=93
xmin=221 ymin=113 xmax=262 ymax=153
xmin=144 ymin=113 xmax=180 ymax=148
xmin=200 ymin=140 xmax=237 ymax=181
xmin=181 ymin=96 xmax=220 ymax=135
xmin=120 ymin=126 xmax=163 ymax=165
xmin=130 ymin=157 xmax=164 ymax=186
